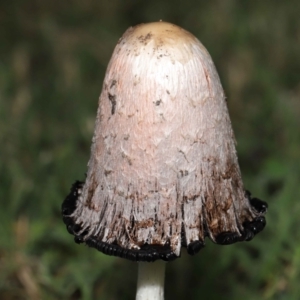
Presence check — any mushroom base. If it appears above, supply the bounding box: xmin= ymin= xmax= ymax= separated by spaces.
xmin=62 ymin=180 xmax=267 ymax=262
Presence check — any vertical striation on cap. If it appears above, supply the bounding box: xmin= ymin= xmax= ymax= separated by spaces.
xmin=62 ymin=22 xmax=267 ymax=262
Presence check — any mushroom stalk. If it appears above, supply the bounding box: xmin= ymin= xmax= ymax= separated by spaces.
xmin=136 ymin=261 xmax=166 ymax=300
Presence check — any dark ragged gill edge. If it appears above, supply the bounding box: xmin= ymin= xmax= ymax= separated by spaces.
xmin=62 ymin=181 xmax=267 ymax=261
xmin=61 ymin=181 xmax=178 ymax=262
xmin=214 ymin=190 xmax=268 ymax=245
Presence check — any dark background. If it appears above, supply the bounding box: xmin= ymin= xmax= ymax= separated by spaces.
xmin=1 ymin=1 xmax=300 ymax=299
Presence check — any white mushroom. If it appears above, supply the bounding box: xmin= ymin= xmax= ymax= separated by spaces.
xmin=62 ymin=21 xmax=267 ymax=300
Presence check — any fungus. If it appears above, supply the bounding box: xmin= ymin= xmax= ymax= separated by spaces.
xmin=62 ymin=21 xmax=267 ymax=299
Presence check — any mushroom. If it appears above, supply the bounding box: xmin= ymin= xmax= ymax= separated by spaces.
xmin=62 ymin=21 xmax=267 ymax=299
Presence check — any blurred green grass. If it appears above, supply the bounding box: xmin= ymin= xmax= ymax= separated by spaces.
xmin=1 ymin=1 xmax=300 ymax=299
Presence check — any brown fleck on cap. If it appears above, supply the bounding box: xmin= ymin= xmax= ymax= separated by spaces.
xmin=62 ymin=22 xmax=267 ymax=262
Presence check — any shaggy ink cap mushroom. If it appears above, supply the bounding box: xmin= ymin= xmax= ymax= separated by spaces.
xmin=62 ymin=21 xmax=268 ymax=262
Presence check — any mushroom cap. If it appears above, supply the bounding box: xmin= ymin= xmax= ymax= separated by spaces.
xmin=62 ymin=21 xmax=267 ymax=262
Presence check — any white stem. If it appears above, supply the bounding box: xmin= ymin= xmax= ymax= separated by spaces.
xmin=136 ymin=261 xmax=166 ymax=300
